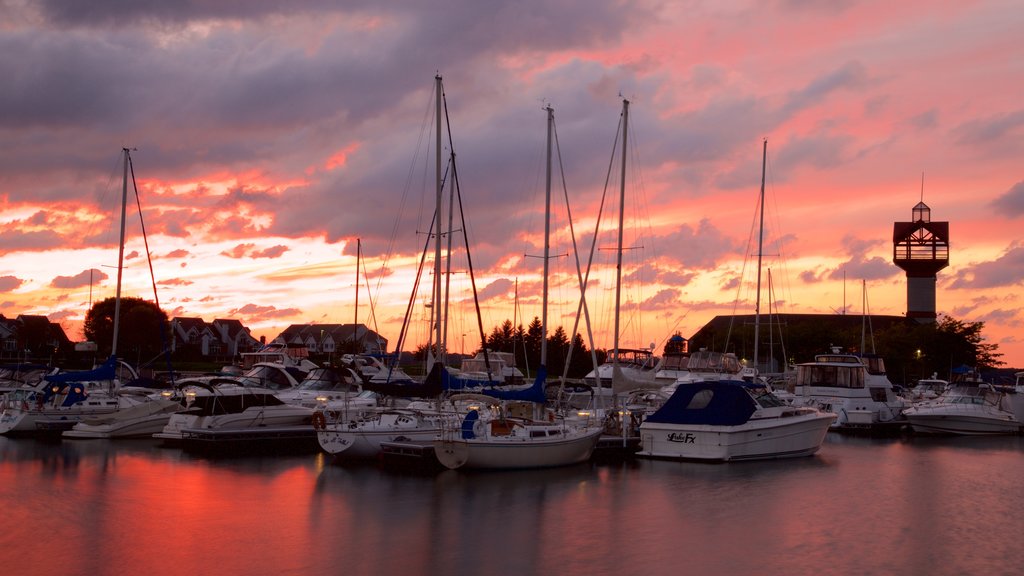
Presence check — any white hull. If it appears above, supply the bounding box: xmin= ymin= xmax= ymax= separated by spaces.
xmin=318 ymin=426 xmax=441 ymax=458
xmin=64 ymin=399 xmax=181 ymax=439
xmin=792 ymin=387 xmax=905 ymax=430
xmin=155 ymin=406 xmax=312 ymax=443
xmin=906 ymin=410 xmax=1020 ymax=436
xmin=316 ymin=409 xmax=454 ymax=458
xmin=433 ymin=426 xmax=603 ymax=470
xmin=0 ymin=398 xmax=127 ymax=435
xmin=637 ymin=412 xmax=835 ymax=461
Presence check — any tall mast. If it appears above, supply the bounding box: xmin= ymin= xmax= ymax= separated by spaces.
xmin=612 ymin=99 xmax=629 ymax=374
xmin=433 ymin=75 xmax=444 ymax=366
xmin=541 ymin=106 xmax=553 ymax=367
xmin=112 ymin=148 xmax=129 ymax=358
xmin=354 ymin=238 xmax=360 ymax=335
xmin=753 ymin=138 xmax=766 ymax=374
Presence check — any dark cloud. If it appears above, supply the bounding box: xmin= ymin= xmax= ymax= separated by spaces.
xmin=477 ymin=278 xmax=516 ymax=303
xmin=162 ymin=249 xmax=191 ymax=259
xmin=952 ymin=109 xmax=1024 ymax=148
xmin=251 ymin=245 xmax=289 ymax=259
xmin=0 ymin=229 xmax=64 ymax=255
xmin=50 ymin=268 xmax=107 ymax=289
xmin=990 ymin=181 xmax=1024 ymax=218
xmin=219 ymin=243 xmax=289 ymax=260
xmin=827 ymin=256 xmax=899 ymax=282
xmin=949 ymin=245 xmax=1024 ymax=289
xmin=229 ymin=303 xmax=301 ymax=321
xmin=780 ymin=61 xmax=869 ymax=118
xmin=0 ymin=276 xmax=24 ymax=292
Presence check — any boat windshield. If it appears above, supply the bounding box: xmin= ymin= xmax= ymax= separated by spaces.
xmin=295 ymin=368 xmax=353 ymax=391
xmin=749 ymin=386 xmax=787 ymax=408
xmin=796 ymin=365 xmax=865 ymax=388
xmin=238 ymin=365 xmax=300 ymax=390
xmin=686 ymin=351 xmax=740 ymax=373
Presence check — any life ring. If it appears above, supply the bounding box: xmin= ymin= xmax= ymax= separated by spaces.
xmin=311 ymin=411 xmax=327 ymax=430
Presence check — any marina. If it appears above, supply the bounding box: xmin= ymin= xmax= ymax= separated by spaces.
xmin=1 ymin=433 xmax=1022 ymax=575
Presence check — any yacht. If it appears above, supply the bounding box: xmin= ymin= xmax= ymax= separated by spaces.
xmin=275 ymin=365 xmax=367 ymax=409
xmin=904 ymin=377 xmax=1020 ymax=435
xmin=454 ymin=350 xmax=525 ymax=385
xmin=637 ymin=379 xmax=836 ymax=461
xmin=791 ymin=349 xmax=907 ymax=434
xmin=901 ymin=374 xmax=949 ymax=404
xmin=63 ymin=388 xmax=183 ymax=439
xmin=153 ymin=379 xmax=315 ymax=452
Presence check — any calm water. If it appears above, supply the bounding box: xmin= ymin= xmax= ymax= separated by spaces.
xmin=1 ymin=434 xmax=1022 ymax=576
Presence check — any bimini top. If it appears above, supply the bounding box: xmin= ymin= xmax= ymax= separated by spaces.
xmin=644 ymin=380 xmax=759 ymax=426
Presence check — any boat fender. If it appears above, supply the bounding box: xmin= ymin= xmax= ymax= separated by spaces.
xmin=311 ymin=411 xmax=327 ymax=430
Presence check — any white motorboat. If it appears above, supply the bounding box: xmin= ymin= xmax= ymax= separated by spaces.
xmin=275 ymin=366 xmax=368 ymax=409
xmin=901 ymin=374 xmax=949 ymax=404
xmin=63 ymin=389 xmax=183 ymax=439
xmin=791 ymin=349 xmax=907 ymax=433
xmin=454 ymin=350 xmax=525 ymax=385
xmin=153 ymin=380 xmax=314 ymax=450
xmin=637 ymin=379 xmax=836 ymax=461
xmin=904 ymin=380 xmax=1020 ymax=435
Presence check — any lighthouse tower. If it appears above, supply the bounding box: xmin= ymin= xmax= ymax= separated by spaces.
xmin=892 ymin=201 xmax=949 ymax=323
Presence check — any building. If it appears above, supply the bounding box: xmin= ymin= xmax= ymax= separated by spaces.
xmin=169 ymin=317 xmax=262 ymax=361
xmin=0 ymin=314 xmax=72 ymax=361
xmin=273 ymin=323 xmax=387 ymax=356
xmin=688 ymin=313 xmax=913 ymax=374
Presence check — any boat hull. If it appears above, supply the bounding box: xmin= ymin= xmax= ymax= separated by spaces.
xmin=906 ymin=412 xmax=1020 ymax=435
xmin=318 ymin=427 xmax=442 ymax=458
xmin=433 ymin=427 xmax=603 ymax=470
xmin=637 ymin=412 xmax=835 ymax=462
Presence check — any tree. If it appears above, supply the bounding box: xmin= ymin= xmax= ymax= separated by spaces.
xmin=83 ymin=297 xmax=169 ymax=364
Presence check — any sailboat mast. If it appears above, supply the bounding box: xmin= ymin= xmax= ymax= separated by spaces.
xmin=541 ymin=106 xmax=553 ymax=367
xmin=753 ymin=139 xmax=766 ymax=374
xmin=612 ymin=99 xmax=629 ymax=372
xmin=433 ymin=75 xmax=444 ymax=366
xmin=112 ymin=147 xmax=129 ymax=358
xmin=354 ymin=238 xmax=360 ymax=336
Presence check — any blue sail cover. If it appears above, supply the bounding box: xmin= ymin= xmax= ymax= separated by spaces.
xmin=644 ymin=380 xmax=758 ymax=426
xmin=365 ymin=363 xmax=445 ymax=398
xmin=44 ymin=355 xmax=118 ymax=384
xmin=440 ymin=364 xmax=548 ymax=404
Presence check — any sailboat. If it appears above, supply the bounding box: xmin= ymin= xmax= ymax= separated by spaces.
xmin=637 ymin=139 xmax=836 ymax=461
xmin=315 ymin=75 xmax=475 ymax=461
xmin=432 ymin=105 xmax=604 ymax=470
xmin=0 ymin=149 xmax=167 ymax=436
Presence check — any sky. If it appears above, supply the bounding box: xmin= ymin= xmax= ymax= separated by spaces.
xmin=1 ymin=0 xmax=1023 ymax=368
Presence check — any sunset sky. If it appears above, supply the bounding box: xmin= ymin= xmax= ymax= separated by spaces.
xmin=2 ymin=1 xmax=1023 ymax=368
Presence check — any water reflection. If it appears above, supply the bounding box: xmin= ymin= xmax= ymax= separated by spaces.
xmin=1 ymin=434 xmax=1022 ymax=575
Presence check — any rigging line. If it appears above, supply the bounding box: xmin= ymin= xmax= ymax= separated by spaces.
xmin=442 ymin=91 xmax=490 ymax=377
xmin=393 ymin=212 xmax=436 ymax=370
xmin=127 ymin=151 xmax=173 ymax=378
xmin=624 ymin=115 xmax=657 ymax=349
xmin=553 ymin=116 xmax=601 ymax=385
xmin=764 ymin=145 xmax=793 ymax=314
xmin=374 ymin=81 xmax=437 ymax=313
